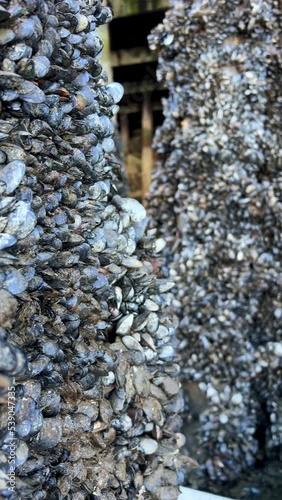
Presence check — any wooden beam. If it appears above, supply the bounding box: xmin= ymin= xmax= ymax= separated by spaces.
xmin=127 ymin=154 xmax=142 ymax=197
xmin=119 ymin=101 xmax=163 ymax=115
xmin=123 ymin=81 xmax=164 ymax=95
xmin=141 ymin=92 xmax=154 ymax=203
xmin=111 ymin=0 xmax=170 ymax=18
xmin=111 ymin=47 xmax=157 ymax=67
xmin=98 ymin=22 xmax=113 ymax=84
xmin=119 ymin=103 xmax=141 ymax=115
xmin=120 ymin=114 xmax=130 ymax=154
xmin=130 ymin=190 xmax=143 ymax=199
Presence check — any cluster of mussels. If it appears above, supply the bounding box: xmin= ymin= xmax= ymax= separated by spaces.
xmin=0 ymin=1 xmax=186 ymax=498
xmin=147 ymin=0 xmax=282 ymax=492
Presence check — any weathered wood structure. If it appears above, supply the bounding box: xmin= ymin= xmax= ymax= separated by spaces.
xmin=100 ymin=0 xmax=169 ymax=200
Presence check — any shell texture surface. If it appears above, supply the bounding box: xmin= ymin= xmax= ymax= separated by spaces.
xmin=0 ymin=1 xmax=185 ymax=498
xmin=147 ymin=0 xmax=282 ymax=491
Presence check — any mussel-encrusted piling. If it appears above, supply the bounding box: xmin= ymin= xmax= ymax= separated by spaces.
xmin=147 ymin=0 xmax=282 ymax=492
xmin=0 ymin=1 xmax=185 ymax=498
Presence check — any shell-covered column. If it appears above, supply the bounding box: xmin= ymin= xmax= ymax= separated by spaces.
xmin=0 ymin=1 xmax=185 ymax=498
xmin=148 ymin=0 xmax=282 ymax=489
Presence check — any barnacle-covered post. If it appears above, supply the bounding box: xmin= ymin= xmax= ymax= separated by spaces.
xmin=147 ymin=0 xmax=282 ymax=491
xmin=0 ymin=1 xmax=186 ymax=498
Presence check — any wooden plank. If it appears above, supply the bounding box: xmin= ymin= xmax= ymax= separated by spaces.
xmin=141 ymin=93 xmax=154 ymax=203
xmin=127 ymin=154 xmax=142 ymax=196
xmin=120 ymin=114 xmax=130 ymax=154
xmin=123 ymin=81 xmax=164 ymax=95
xmin=111 ymin=0 xmax=170 ymax=18
xmin=119 ymin=103 xmax=141 ymax=115
xmin=111 ymin=47 xmax=157 ymax=67
xmin=119 ymin=102 xmax=163 ymax=115
xmin=98 ymin=22 xmax=113 ymax=84
xmin=129 ymin=190 xmax=143 ymax=199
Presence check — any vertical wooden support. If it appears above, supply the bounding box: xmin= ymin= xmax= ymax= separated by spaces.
xmin=98 ymin=5 xmax=113 ymax=84
xmin=111 ymin=0 xmax=170 ymax=17
xmin=141 ymin=93 xmax=153 ymax=203
xmin=120 ymin=113 xmax=129 ymax=155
